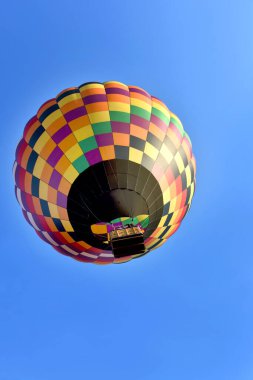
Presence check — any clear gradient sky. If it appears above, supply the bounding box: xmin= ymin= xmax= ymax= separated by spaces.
xmin=1 ymin=1 xmax=253 ymax=379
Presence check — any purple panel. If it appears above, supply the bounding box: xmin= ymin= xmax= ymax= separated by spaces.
xmin=49 ymin=170 xmax=62 ymax=189
xmin=64 ymin=107 xmax=86 ymax=122
xmin=129 ymin=87 xmax=150 ymax=97
xmin=131 ymin=115 xmax=150 ymax=129
xmin=46 ymin=231 xmax=64 ymax=245
xmin=52 ymin=125 xmax=72 ymax=144
xmin=85 ymin=149 xmax=102 ymax=165
xmin=96 ymin=133 xmax=114 ymax=147
xmin=36 ymin=230 xmax=50 ymax=243
xmin=151 ymin=114 xmax=167 ymax=132
xmin=20 ymin=192 xmax=28 ymax=211
xmin=84 ymin=94 xmax=107 ymax=104
xmin=170 ymin=122 xmax=183 ymax=141
xmin=48 ymin=146 xmax=63 ymax=166
xmin=111 ymin=121 xmax=130 ymax=133
xmin=22 ymin=209 xmax=34 ymax=227
xmin=14 ymin=165 xmax=22 ymax=187
xmin=105 ymin=88 xmax=129 ymax=97
xmin=57 ymin=192 xmax=67 ymax=208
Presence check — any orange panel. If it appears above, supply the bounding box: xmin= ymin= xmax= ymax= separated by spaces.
xmin=47 ymin=187 xmax=58 ymax=204
xmin=130 ymin=124 xmax=148 ymax=140
xmin=106 ymin=94 xmax=129 ymax=103
xmin=113 ymin=133 xmax=130 ymax=146
xmin=58 ymin=134 xmax=77 ymax=151
xmin=41 ymin=164 xmax=54 ymax=184
xmin=46 ymin=116 xmax=66 ymax=136
xmin=149 ymin=122 xmax=166 ymax=141
xmin=54 ymin=156 xmax=71 ymax=175
xmin=58 ymin=177 xmax=71 ymax=195
xmin=33 ymin=197 xmax=43 ymax=215
xmin=40 ymin=139 xmax=57 ymax=160
xmin=99 ymin=145 xmax=115 ymax=160
xmin=58 ymin=206 xmax=69 ymax=220
xmin=24 ymin=172 xmax=32 ymax=193
xmin=86 ymin=102 xmax=108 ymax=113
xmin=68 ymin=115 xmax=90 ymax=131
xmin=60 ymin=98 xmax=84 ymax=114
xmin=45 ymin=217 xmax=58 ymax=231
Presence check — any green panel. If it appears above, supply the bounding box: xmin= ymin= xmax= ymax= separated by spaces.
xmin=122 ymin=217 xmax=132 ymax=226
xmin=109 ymin=111 xmax=130 ymax=123
xmin=72 ymin=155 xmax=89 ymax=173
xmin=141 ymin=217 xmax=150 ymax=228
xmin=170 ymin=115 xmax=184 ymax=136
xmin=152 ymin=107 xmax=170 ymax=124
xmin=184 ymin=132 xmax=192 ymax=145
xmin=130 ymin=105 xmax=150 ymax=121
xmin=79 ymin=136 xmax=98 ymax=153
xmin=93 ymin=121 xmax=112 ymax=135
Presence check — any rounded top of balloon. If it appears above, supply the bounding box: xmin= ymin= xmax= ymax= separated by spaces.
xmin=14 ymin=81 xmax=196 ymax=264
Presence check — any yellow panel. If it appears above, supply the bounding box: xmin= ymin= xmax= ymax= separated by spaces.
xmin=89 ymin=111 xmax=110 ymax=124
xmin=74 ymin=125 xmax=94 ymax=141
xmin=136 ymin=214 xmax=149 ymax=222
xmin=158 ymin=215 xmax=168 ymax=227
xmin=79 ymin=83 xmax=104 ymax=91
xmin=151 ymin=228 xmax=164 ymax=238
xmin=65 ymin=144 xmax=83 ymax=162
xmin=169 ymin=197 xmax=177 ymax=213
xmin=108 ymin=102 xmax=130 ymax=112
xmin=39 ymin=181 xmax=48 ymax=200
xmin=129 ymin=147 xmax=143 ymax=164
xmin=160 ymin=144 xmax=173 ymax=163
xmin=168 ymin=210 xmax=180 ymax=226
xmin=104 ymin=80 xmax=127 ymax=88
xmin=159 ymin=175 xmax=169 ymax=192
xmin=130 ymin=98 xmax=151 ymax=112
xmin=42 ymin=110 xmax=63 ymax=129
xmin=63 ymin=166 xmax=79 ymax=183
xmin=61 ymin=220 xmax=74 ymax=232
xmin=144 ymin=142 xmax=159 ymax=160
xmin=160 ymin=228 xmax=173 ymax=239
xmin=188 ymin=183 xmax=195 ymax=203
xmin=185 ymin=165 xmax=192 ymax=187
xmin=152 ymin=99 xmax=170 ymax=117
xmin=33 ymin=132 xmax=51 ymax=154
xmin=174 ymin=152 xmax=185 ymax=174
xmin=163 ymin=188 xmax=170 ymax=204
xmin=58 ymin=93 xmax=82 ymax=107
xmin=48 ymin=203 xmax=59 ymax=218
xmin=33 ymin=156 xmax=46 ymax=177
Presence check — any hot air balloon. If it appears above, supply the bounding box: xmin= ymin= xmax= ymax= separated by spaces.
xmin=13 ymin=81 xmax=196 ymax=264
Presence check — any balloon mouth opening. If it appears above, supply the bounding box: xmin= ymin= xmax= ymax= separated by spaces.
xmin=67 ymin=159 xmax=164 ymax=251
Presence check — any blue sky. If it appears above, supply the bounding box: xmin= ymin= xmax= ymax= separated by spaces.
xmin=1 ymin=1 xmax=253 ymax=379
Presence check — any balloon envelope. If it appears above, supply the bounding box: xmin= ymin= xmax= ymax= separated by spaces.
xmin=14 ymin=81 xmax=196 ymax=264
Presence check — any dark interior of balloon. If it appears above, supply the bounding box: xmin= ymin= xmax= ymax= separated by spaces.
xmin=67 ymin=159 xmax=164 ymax=257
